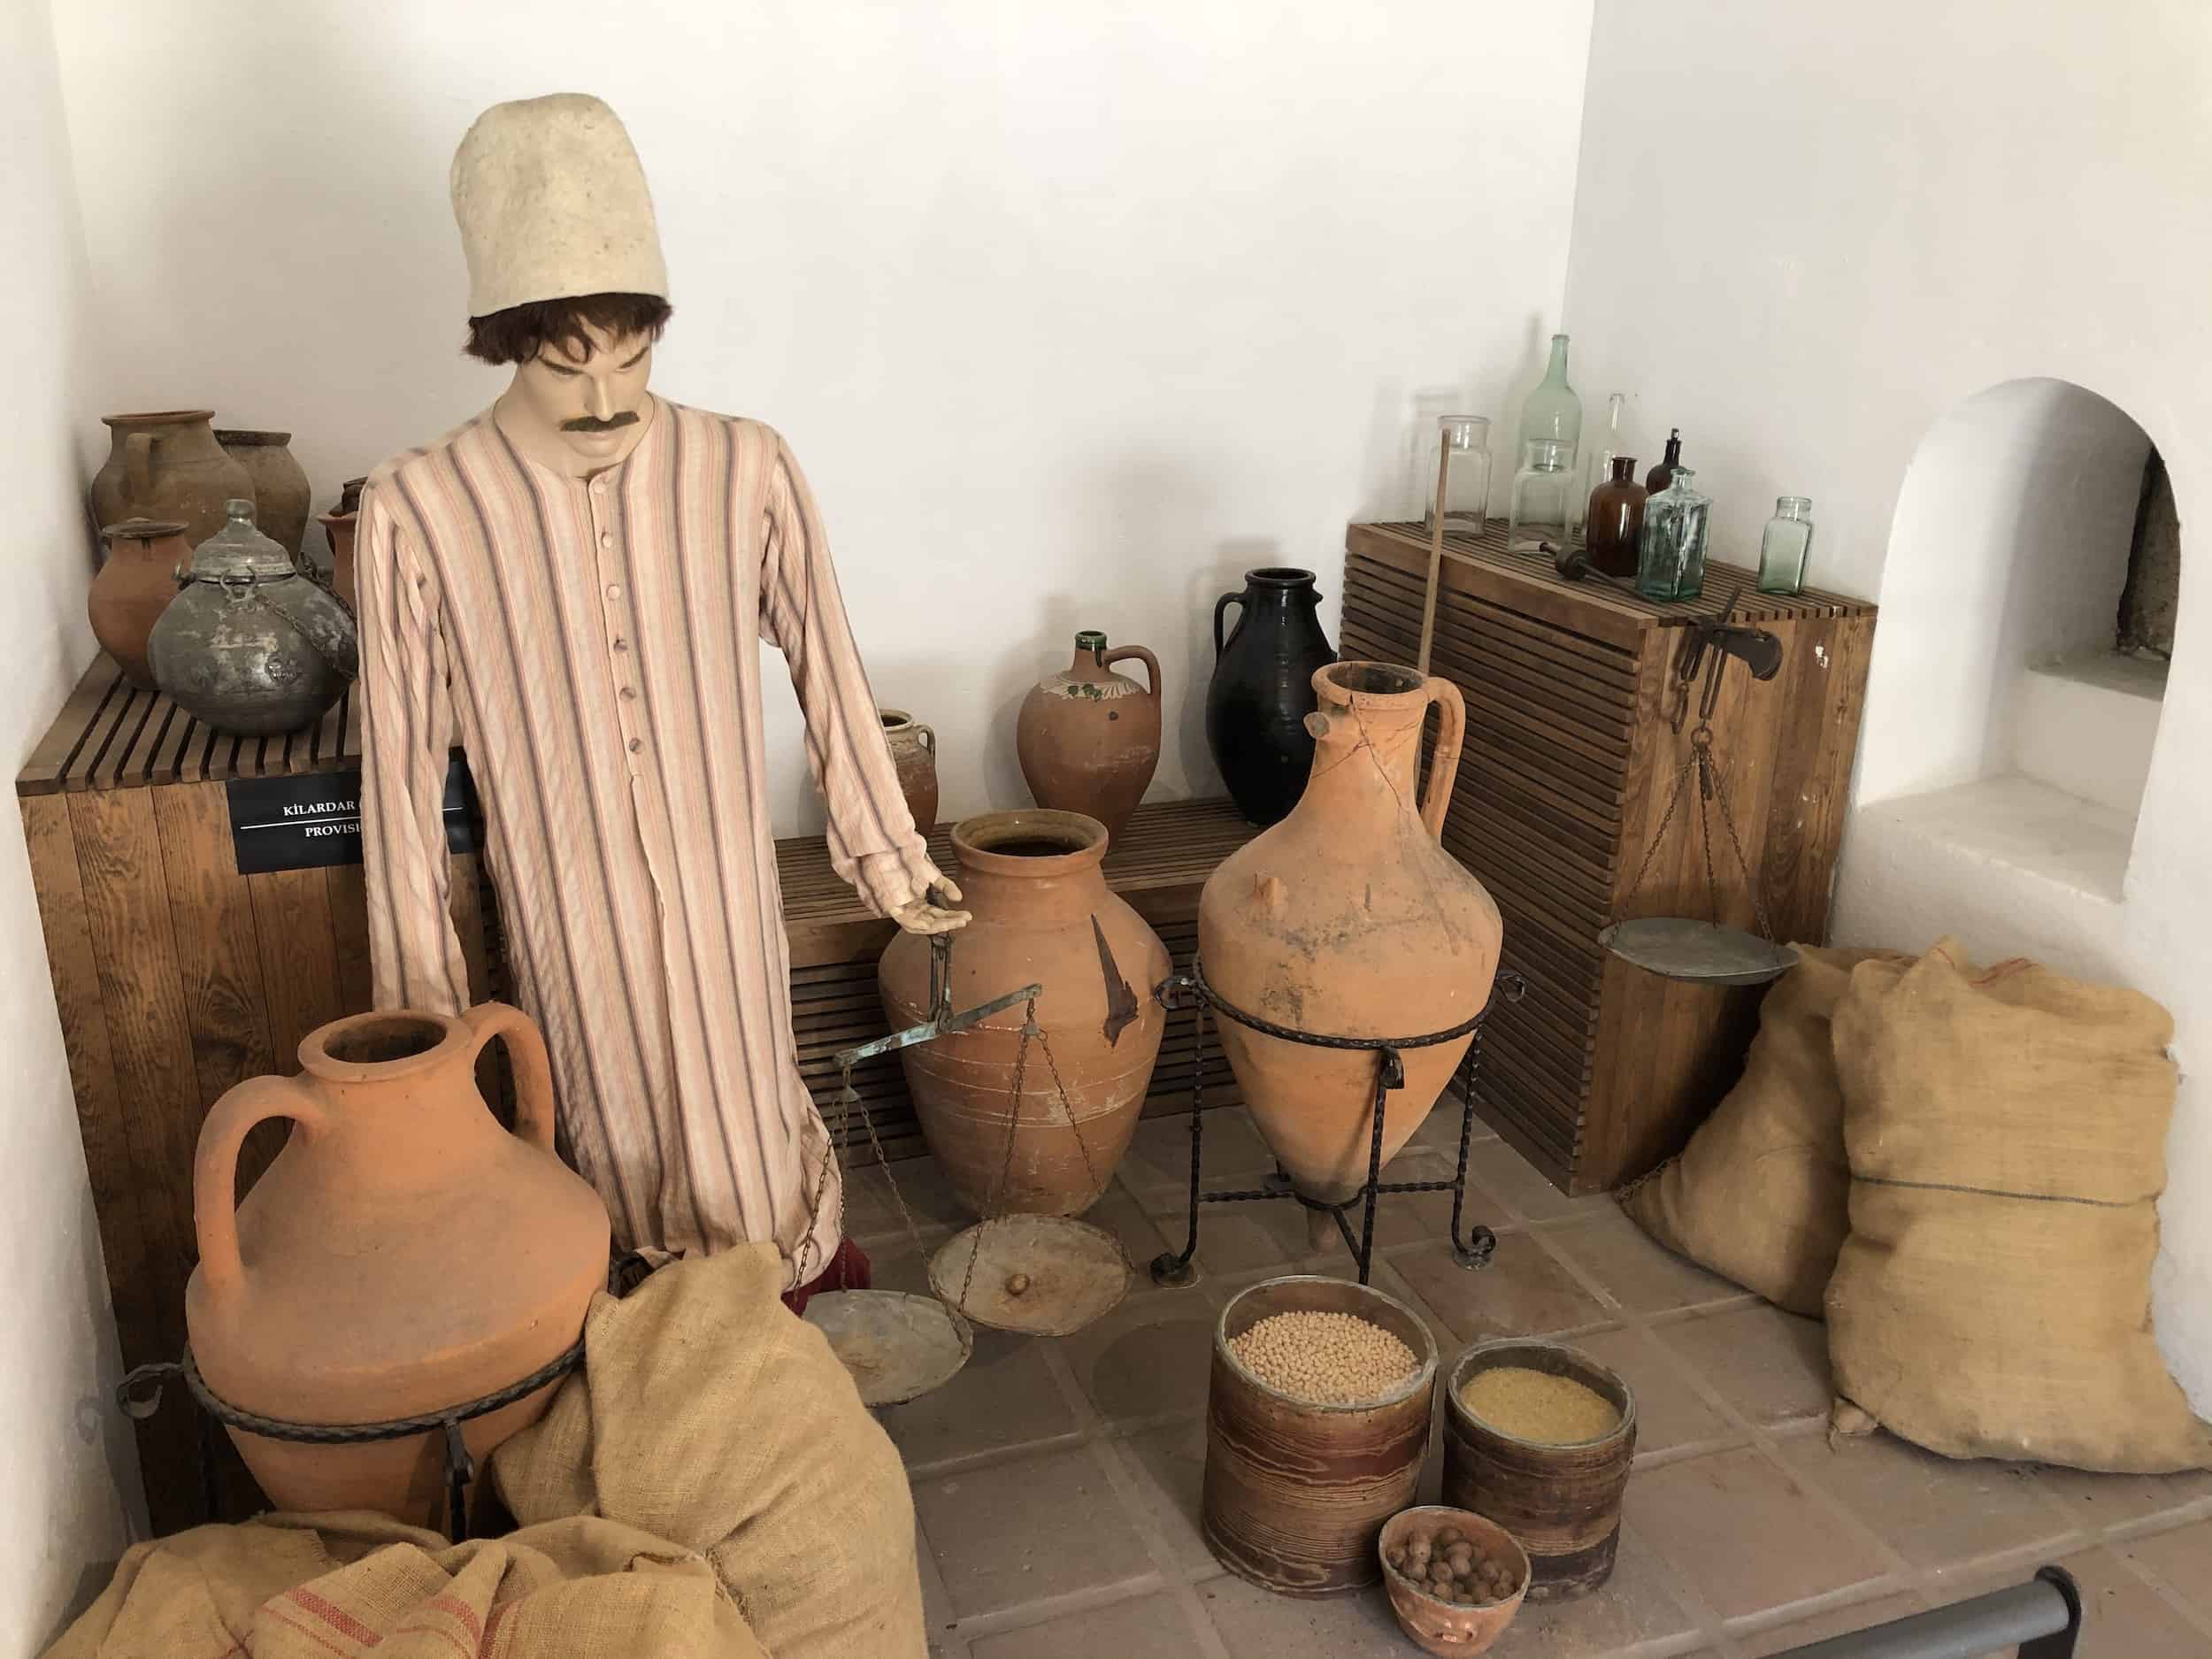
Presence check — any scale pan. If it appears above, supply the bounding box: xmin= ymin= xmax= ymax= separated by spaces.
xmin=931 ymin=1215 xmax=1133 ymax=1336
xmin=1600 ymin=918 xmax=1798 ymax=987
xmin=804 ymin=1289 xmax=973 ymax=1406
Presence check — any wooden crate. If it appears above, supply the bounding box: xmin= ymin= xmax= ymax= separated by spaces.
xmin=1339 ymin=520 xmax=1875 ymax=1194
xmin=20 ymin=655 xmax=1253 ymax=1531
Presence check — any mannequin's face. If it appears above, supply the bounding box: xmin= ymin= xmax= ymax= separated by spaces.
xmin=500 ymin=319 xmax=656 ymax=474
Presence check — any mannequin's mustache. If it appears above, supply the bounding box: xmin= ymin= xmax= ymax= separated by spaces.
xmin=562 ymin=411 xmax=640 ymax=434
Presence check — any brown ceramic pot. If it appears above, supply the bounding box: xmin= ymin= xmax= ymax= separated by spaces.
xmin=88 ymin=410 xmax=255 ymax=551
xmin=216 ymin=429 xmax=312 ymax=558
xmin=89 ymin=518 xmax=189 ymax=689
xmin=1014 ymin=631 xmax=1161 ymax=844
xmin=879 ymin=810 xmax=1168 ymax=1217
xmin=1198 ymin=662 xmax=1501 ymax=1204
xmin=185 ymin=1003 xmax=610 ymax=1527
xmin=880 ymin=707 xmax=939 ymax=832
xmin=319 ymin=509 xmax=358 ymax=611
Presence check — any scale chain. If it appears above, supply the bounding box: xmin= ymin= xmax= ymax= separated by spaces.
xmin=960 ymin=998 xmax=1040 ymax=1311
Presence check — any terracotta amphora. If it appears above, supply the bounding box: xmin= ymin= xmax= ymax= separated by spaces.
xmin=319 ymin=510 xmax=358 ymax=611
xmin=88 ymin=410 xmax=255 ymax=551
xmin=880 ymin=707 xmax=939 ymax=832
xmin=89 ymin=518 xmax=189 ymax=689
xmin=216 ymin=429 xmax=312 ymax=558
xmin=185 ymin=1003 xmax=610 ymax=1527
xmin=1015 ymin=631 xmax=1161 ymax=844
xmin=879 ymin=810 xmax=1169 ymax=1217
xmin=1198 ymin=663 xmax=1501 ymax=1204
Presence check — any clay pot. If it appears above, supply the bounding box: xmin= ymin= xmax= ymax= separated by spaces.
xmin=185 ymin=1003 xmax=610 ymax=1526
xmin=150 ymin=499 xmax=357 ymax=735
xmin=1015 ymin=631 xmax=1161 ymax=845
xmin=880 ymin=708 xmax=939 ymax=832
xmin=216 ymin=429 xmax=312 ymax=558
xmin=879 ymin=810 xmax=1168 ymax=1217
xmin=1442 ymin=1340 xmax=1637 ymax=1602
xmin=89 ymin=518 xmax=189 ymax=689
xmin=1379 ymin=1506 xmax=1530 ymax=1655
xmin=88 ymin=410 xmax=255 ymax=551
xmin=1207 ymin=568 xmax=1336 ymax=826
xmin=319 ymin=510 xmax=358 ymax=611
xmin=1203 ymin=1274 xmax=1438 ymax=1594
xmin=1198 ymin=662 xmax=1501 ymax=1204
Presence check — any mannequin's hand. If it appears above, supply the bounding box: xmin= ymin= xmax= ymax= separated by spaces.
xmin=893 ymin=878 xmax=970 ymax=935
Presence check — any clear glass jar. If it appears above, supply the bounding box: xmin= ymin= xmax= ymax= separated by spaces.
xmin=1423 ymin=415 xmax=1493 ymax=535
xmin=1507 ymin=439 xmax=1574 ymax=555
xmin=1636 ymin=466 xmax=1712 ymax=600
xmin=1756 ymin=495 xmax=1814 ymax=595
xmin=1518 ymin=334 xmax=1583 ymax=473
xmin=1573 ymin=391 xmax=1629 ymax=540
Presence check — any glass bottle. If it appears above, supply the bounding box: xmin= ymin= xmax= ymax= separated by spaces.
xmin=1644 ymin=428 xmax=1683 ymax=495
xmin=1757 ymin=496 xmax=1815 ymax=594
xmin=1518 ymin=334 xmax=1583 ymax=472
xmin=1586 ymin=456 xmax=1647 ymax=579
xmin=1423 ymin=415 xmax=1493 ymax=536
xmin=1507 ymin=439 xmax=1574 ymax=555
xmin=1573 ymin=391 xmax=1629 ymax=540
xmin=1636 ymin=466 xmax=1712 ymax=601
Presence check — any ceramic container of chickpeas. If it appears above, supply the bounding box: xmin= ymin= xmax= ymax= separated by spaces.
xmin=1379 ymin=1506 xmax=1530 ymax=1656
xmin=1443 ymin=1338 xmax=1637 ymax=1602
xmin=1202 ymin=1274 xmax=1437 ymax=1595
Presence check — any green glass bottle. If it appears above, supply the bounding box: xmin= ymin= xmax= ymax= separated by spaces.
xmin=1756 ymin=496 xmax=1815 ymax=595
xmin=1636 ymin=467 xmax=1712 ymax=601
xmin=1518 ymin=334 xmax=1583 ymax=472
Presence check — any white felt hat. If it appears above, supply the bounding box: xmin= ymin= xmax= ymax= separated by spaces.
xmin=449 ymin=93 xmax=669 ymax=318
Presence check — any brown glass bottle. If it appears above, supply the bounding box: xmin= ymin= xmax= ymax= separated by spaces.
xmin=1586 ymin=456 xmax=1647 ymax=578
xmin=1644 ymin=429 xmax=1683 ymax=495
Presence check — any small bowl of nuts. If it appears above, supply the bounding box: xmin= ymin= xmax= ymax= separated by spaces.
xmin=1378 ymin=1505 xmax=1530 ymax=1655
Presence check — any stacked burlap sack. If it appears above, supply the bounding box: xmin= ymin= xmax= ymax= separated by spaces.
xmin=48 ymin=1245 xmax=926 ymax=1658
xmin=1624 ymin=939 xmax=2212 ymax=1473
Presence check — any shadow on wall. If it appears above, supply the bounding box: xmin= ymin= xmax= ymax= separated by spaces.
xmin=1855 ymin=376 xmax=2162 ymax=814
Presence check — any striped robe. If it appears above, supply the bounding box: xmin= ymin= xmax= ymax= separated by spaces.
xmin=355 ymin=397 xmax=936 ymax=1283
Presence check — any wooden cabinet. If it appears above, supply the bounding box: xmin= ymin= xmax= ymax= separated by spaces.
xmin=1338 ymin=520 xmax=1875 ymax=1195
xmin=19 ymin=655 xmax=1254 ymax=1531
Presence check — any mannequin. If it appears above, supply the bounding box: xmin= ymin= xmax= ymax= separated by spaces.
xmin=356 ymin=94 xmax=964 ymax=1300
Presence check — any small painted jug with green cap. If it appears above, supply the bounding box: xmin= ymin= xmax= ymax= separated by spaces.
xmin=1014 ymin=629 xmax=1162 ymax=845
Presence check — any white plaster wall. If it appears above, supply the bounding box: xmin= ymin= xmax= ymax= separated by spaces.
xmin=1857 ymin=379 xmax=2148 ymax=805
xmin=48 ymin=0 xmax=1594 ymax=836
xmin=1561 ymin=0 xmax=2212 ymax=1409
xmin=0 ymin=0 xmax=146 ymax=1645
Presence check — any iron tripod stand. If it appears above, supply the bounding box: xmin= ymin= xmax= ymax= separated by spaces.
xmin=1148 ymin=963 xmax=1526 ymax=1289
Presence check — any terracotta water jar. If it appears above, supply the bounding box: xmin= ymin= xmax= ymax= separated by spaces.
xmin=319 ymin=475 xmax=366 ymax=611
xmin=880 ymin=707 xmax=939 ymax=832
xmin=1198 ymin=662 xmax=1501 ymax=1204
xmin=89 ymin=518 xmax=189 ymax=688
xmin=185 ymin=1003 xmax=610 ymax=1526
xmin=1015 ymin=631 xmax=1161 ymax=844
xmin=88 ymin=410 xmax=255 ymax=551
xmin=216 ymin=428 xmax=313 ymax=558
xmin=879 ymin=810 xmax=1168 ymax=1217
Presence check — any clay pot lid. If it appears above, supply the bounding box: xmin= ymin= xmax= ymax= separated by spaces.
xmin=950 ymin=809 xmax=1108 ymax=876
xmin=298 ymin=1010 xmax=469 ymax=1081
xmin=101 ymin=408 xmax=215 ymax=426
xmin=101 ymin=517 xmax=189 ymax=541
xmin=213 ymin=428 xmax=294 ymax=446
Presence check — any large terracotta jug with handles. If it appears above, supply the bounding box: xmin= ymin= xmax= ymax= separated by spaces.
xmin=88 ymin=410 xmax=255 ymax=552
xmin=185 ymin=1003 xmax=609 ymax=1526
xmin=1198 ymin=663 xmax=1502 ymax=1204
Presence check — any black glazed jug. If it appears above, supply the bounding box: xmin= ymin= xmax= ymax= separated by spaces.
xmin=1205 ymin=568 xmax=1336 ymax=826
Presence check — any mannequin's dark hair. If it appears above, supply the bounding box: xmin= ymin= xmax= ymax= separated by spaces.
xmin=463 ymin=291 xmax=672 ymax=366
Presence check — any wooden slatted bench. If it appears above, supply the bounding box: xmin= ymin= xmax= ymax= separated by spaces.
xmin=19 ymin=653 xmax=1256 ymax=1529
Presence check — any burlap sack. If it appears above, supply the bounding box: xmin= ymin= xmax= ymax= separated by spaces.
xmin=1826 ymin=940 xmax=2212 ymax=1471
xmin=46 ymin=1512 xmax=765 ymax=1657
xmin=492 ymin=1243 xmax=926 ymax=1659
xmin=1620 ymin=945 xmax=1901 ymax=1316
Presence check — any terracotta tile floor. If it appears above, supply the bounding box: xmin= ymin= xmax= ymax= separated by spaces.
xmin=845 ymin=1110 xmax=2212 ymax=1658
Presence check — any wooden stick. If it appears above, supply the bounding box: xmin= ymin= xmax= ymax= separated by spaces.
xmin=1417 ymin=434 xmax=1454 ymax=674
